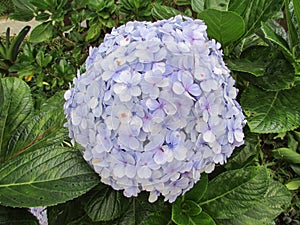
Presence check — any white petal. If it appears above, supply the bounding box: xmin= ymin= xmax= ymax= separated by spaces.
xmin=148 ymin=191 xmax=159 ymax=203
xmin=172 ymin=82 xmax=185 ymax=95
xmin=125 ymin=164 xmax=136 ymax=178
xmin=163 ymin=102 xmax=177 ymax=115
xmin=137 ymin=166 xmax=152 ymax=179
xmin=203 ymin=130 xmax=216 ymax=142
xmin=146 ymin=99 xmax=160 ymax=110
xmin=188 ymin=84 xmax=201 ymax=96
xmin=129 ymin=137 xmax=140 ymax=150
xmin=234 ymin=130 xmax=244 ymax=142
xmin=113 ymin=83 xmax=127 ymax=94
xmin=113 ymin=164 xmax=125 ymax=178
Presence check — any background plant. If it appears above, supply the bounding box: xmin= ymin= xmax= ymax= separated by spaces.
xmin=0 ymin=0 xmax=15 ymax=16
xmin=0 ymin=0 xmax=299 ymax=224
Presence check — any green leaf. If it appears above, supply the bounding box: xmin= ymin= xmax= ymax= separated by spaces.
xmin=191 ymin=0 xmax=204 ymax=13
xmin=12 ymin=0 xmax=35 ymax=12
xmin=292 ymin=0 xmax=300 ymax=30
xmin=138 ymin=211 xmax=172 ymax=225
xmin=0 ymin=205 xmax=39 ymax=225
xmin=0 ymin=78 xmax=33 ymax=161
xmin=5 ymin=111 xmax=68 ymax=161
xmin=200 ymin=166 xmax=269 ymax=219
xmin=291 ymin=164 xmax=300 ymax=176
xmin=205 ymin=0 xmax=230 ymax=11
xmin=285 ymin=0 xmax=299 ymax=48
xmin=226 ymin=58 xmax=266 ymax=77
xmin=9 ymin=0 xmax=35 ymax=21
xmin=172 ymin=197 xmax=190 ymax=225
xmin=184 ymin=173 xmax=208 ymax=203
xmin=229 ymin=0 xmax=284 ymax=38
xmin=286 ymin=179 xmax=300 ymax=190
xmin=30 ymin=22 xmax=53 ymax=43
xmin=182 ymin=200 xmax=202 ymax=216
xmin=198 ymin=9 xmax=245 ymax=45
xmin=216 ymin=180 xmax=291 ymax=225
xmin=29 ymin=0 xmax=51 ymax=10
xmin=189 ymin=212 xmax=216 ymax=225
xmin=47 ymin=197 xmax=90 ymax=225
xmin=174 ymin=0 xmax=190 ymax=6
xmin=35 ymin=12 xmax=51 ymax=22
xmin=4 ymin=92 xmax=66 ymax=161
xmin=241 ymin=85 xmax=300 ymax=133
xmin=0 ymin=146 xmax=99 ymax=207
xmin=261 ymin=22 xmax=293 ymax=58
xmin=9 ymin=10 xmax=35 ymax=22
xmin=85 ymin=22 xmax=102 ymax=42
xmin=113 ymin=193 xmax=171 ymax=225
xmin=233 ymin=46 xmax=295 ymax=89
xmin=8 ymin=26 xmax=30 ymax=62
xmin=272 ymin=148 xmax=300 ymax=164
xmin=228 ymin=0 xmax=250 ymax=15
xmin=151 ymin=3 xmax=182 ymax=20
xmin=83 ymin=186 xmax=131 ymax=222
xmin=36 ymin=50 xmax=53 ymax=68
xmin=247 ymin=58 xmax=295 ymax=91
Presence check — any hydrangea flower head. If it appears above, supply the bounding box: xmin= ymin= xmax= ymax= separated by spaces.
xmin=64 ymin=15 xmax=245 ymax=203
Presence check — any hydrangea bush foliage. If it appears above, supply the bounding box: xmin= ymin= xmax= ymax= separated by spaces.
xmin=64 ymin=16 xmax=245 ymax=203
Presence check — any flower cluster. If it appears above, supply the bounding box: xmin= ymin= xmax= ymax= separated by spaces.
xmin=30 ymin=207 xmax=48 ymax=225
xmin=64 ymin=15 xmax=245 ymax=203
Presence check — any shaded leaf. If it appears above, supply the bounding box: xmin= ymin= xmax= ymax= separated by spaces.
xmin=139 ymin=211 xmax=172 ymax=225
xmin=172 ymin=197 xmax=190 ymax=225
xmin=189 ymin=212 xmax=216 ymax=225
xmin=9 ymin=0 xmax=35 ymax=21
xmin=112 ymin=192 xmax=171 ymax=225
xmin=6 ymin=111 xmax=68 ymax=161
xmin=200 ymin=166 xmax=269 ymax=219
xmin=47 ymin=196 xmax=96 ymax=225
xmin=198 ymin=9 xmax=245 ymax=45
xmin=226 ymin=58 xmax=266 ymax=77
xmin=5 ymin=92 xmax=67 ymax=161
xmin=83 ymin=186 xmax=131 ymax=222
xmin=0 ymin=205 xmax=39 ymax=225
xmin=0 ymin=78 xmax=33 ymax=161
xmin=291 ymin=164 xmax=300 ymax=176
xmin=241 ymin=85 xmax=300 ymax=133
xmin=0 ymin=146 xmax=99 ymax=207
xmin=182 ymin=200 xmax=202 ymax=216
xmin=248 ymin=58 xmax=295 ymax=91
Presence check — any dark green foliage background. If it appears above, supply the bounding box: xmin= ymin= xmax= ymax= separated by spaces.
xmin=0 ymin=0 xmax=300 ymax=224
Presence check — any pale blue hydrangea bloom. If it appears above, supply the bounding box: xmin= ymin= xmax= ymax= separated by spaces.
xmin=64 ymin=15 xmax=246 ymax=203
xmin=30 ymin=207 xmax=48 ymax=225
